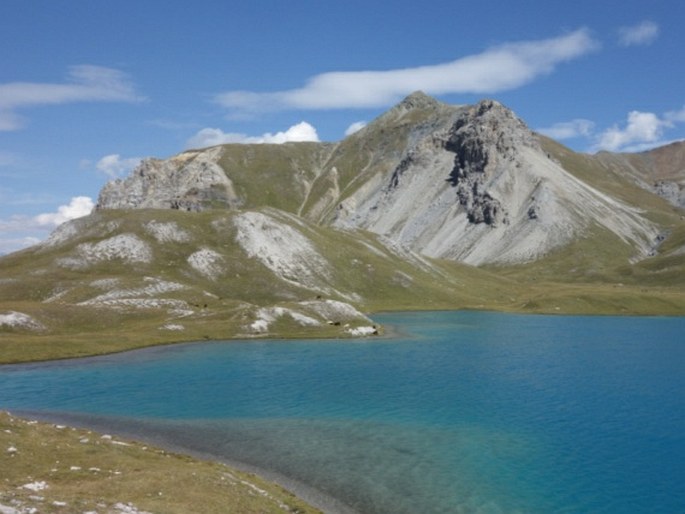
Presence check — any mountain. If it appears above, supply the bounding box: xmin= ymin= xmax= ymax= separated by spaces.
xmin=325 ymin=96 xmax=660 ymax=265
xmin=594 ymin=140 xmax=685 ymax=208
xmin=2 ymin=93 xmax=685 ymax=362
xmin=96 ymin=92 xmax=675 ymax=265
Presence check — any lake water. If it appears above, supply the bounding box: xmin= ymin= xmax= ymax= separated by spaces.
xmin=1 ymin=311 xmax=684 ymax=513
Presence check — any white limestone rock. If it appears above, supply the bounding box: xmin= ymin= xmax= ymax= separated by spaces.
xmin=0 ymin=311 xmax=45 ymax=331
xmin=187 ymin=248 xmax=225 ymax=279
xmin=96 ymin=147 xmax=240 ymax=211
xmin=233 ymin=211 xmax=331 ymax=289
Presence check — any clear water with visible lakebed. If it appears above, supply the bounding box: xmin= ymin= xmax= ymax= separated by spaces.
xmin=1 ymin=311 xmax=683 ymax=513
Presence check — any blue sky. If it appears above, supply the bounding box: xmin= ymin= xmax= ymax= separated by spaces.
xmin=1 ymin=0 xmax=684 ymax=254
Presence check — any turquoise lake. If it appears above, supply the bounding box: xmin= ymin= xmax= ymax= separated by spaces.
xmin=1 ymin=311 xmax=684 ymax=513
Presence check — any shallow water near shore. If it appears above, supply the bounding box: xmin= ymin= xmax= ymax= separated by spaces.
xmin=2 ymin=311 xmax=684 ymax=513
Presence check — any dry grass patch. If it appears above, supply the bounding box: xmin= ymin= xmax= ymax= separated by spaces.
xmin=0 ymin=412 xmax=320 ymax=514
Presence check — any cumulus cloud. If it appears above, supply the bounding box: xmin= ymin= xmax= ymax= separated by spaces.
xmin=215 ymin=29 xmax=598 ymax=114
xmin=96 ymin=154 xmax=143 ymax=179
xmin=594 ymin=111 xmax=670 ymax=152
xmin=537 ymin=119 xmax=595 ymax=140
xmin=0 ymin=196 xmax=95 ymax=253
xmin=344 ymin=121 xmax=367 ymax=136
xmin=618 ymin=21 xmax=659 ymax=47
xmin=542 ymin=102 xmax=685 ymax=152
xmin=33 ymin=196 xmax=95 ymax=227
xmin=186 ymin=121 xmax=320 ymax=148
xmin=0 ymin=65 xmax=143 ymax=131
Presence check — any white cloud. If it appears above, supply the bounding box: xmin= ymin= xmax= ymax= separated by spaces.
xmin=96 ymin=154 xmax=143 ymax=179
xmin=0 ymin=236 xmax=41 ymax=255
xmin=215 ymin=29 xmax=598 ymax=114
xmin=186 ymin=121 xmax=320 ymax=148
xmin=542 ymin=103 xmax=685 ymax=152
xmin=537 ymin=119 xmax=595 ymax=140
xmin=269 ymin=121 xmax=319 ymax=143
xmin=0 ymin=65 xmax=143 ymax=131
xmin=187 ymin=128 xmax=252 ymax=148
xmin=33 ymin=196 xmax=95 ymax=227
xmin=594 ymin=111 xmax=671 ymax=152
xmin=344 ymin=121 xmax=367 ymax=136
xmin=665 ymin=106 xmax=685 ymax=123
xmin=618 ymin=21 xmax=659 ymax=47
xmin=0 ymin=196 xmax=95 ymax=254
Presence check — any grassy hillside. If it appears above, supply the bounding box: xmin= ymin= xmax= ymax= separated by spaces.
xmin=0 ymin=207 xmax=514 ymax=363
xmin=2 ymin=203 xmax=684 ymax=364
xmin=215 ymin=142 xmax=335 ymax=214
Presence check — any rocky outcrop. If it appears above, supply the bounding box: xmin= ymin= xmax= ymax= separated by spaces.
xmin=96 ymin=147 xmax=241 ymax=211
xmin=653 ymin=180 xmax=685 ymax=208
xmin=0 ymin=311 xmax=45 ymax=331
xmin=444 ymin=100 xmax=537 ymax=227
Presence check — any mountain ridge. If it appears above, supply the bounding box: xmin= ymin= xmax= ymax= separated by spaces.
xmin=96 ymin=94 xmax=675 ymax=266
xmin=2 ymin=93 xmax=684 ymax=362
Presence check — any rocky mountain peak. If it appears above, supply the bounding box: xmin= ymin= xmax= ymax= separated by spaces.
xmin=376 ymin=91 xmax=449 ymax=125
xmin=395 ymin=90 xmax=441 ymax=111
xmin=448 ymin=99 xmax=538 ymax=150
xmin=330 ymin=95 xmax=661 ymax=265
xmin=439 ymin=99 xmax=539 ymax=227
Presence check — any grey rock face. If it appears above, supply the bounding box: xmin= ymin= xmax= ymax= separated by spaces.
xmin=332 ymin=97 xmax=659 ymax=265
xmin=97 ymin=147 xmax=240 ymax=211
xmin=653 ymin=180 xmax=685 ymax=208
xmin=443 ymin=100 xmax=537 ymax=226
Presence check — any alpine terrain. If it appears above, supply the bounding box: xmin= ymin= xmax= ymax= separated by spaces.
xmin=2 ymin=92 xmax=684 ymax=362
